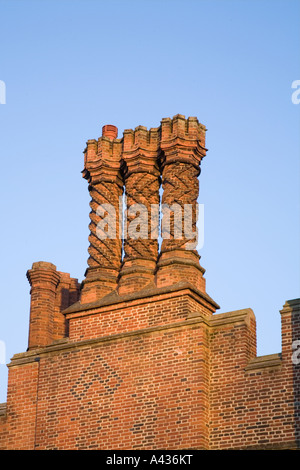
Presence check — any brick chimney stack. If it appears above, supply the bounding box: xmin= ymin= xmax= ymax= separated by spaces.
xmin=118 ymin=126 xmax=161 ymax=294
xmin=26 ymin=262 xmax=80 ymax=349
xmin=27 ymin=262 xmax=60 ymax=349
xmin=80 ymin=115 xmax=208 ymax=304
xmin=81 ymin=125 xmax=123 ymax=303
xmin=156 ymin=115 xmax=207 ymax=291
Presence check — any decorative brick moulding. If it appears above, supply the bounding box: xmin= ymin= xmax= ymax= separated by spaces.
xmin=0 ymin=115 xmax=299 ymax=450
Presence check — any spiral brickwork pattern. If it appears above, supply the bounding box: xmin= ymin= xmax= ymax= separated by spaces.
xmin=161 ymin=161 xmax=199 ymax=253
xmin=123 ymin=171 xmax=160 ymax=262
xmin=87 ymin=181 xmax=123 ymax=270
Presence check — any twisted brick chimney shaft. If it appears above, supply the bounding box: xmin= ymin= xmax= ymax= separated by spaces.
xmin=81 ymin=114 xmax=207 ymax=303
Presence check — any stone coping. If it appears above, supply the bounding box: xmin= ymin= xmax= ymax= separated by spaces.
xmin=63 ymin=281 xmax=220 ymax=316
xmin=245 ymin=353 xmax=282 ymax=371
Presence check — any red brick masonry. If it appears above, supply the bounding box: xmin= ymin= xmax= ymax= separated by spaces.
xmin=0 ymin=115 xmax=299 ymax=449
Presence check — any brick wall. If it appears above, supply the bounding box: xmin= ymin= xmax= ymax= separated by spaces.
xmin=21 ymin=318 xmax=209 ymax=449
xmin=1 ymin=295 xmax=299 ymax=450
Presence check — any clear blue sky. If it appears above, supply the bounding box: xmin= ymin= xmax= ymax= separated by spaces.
xmin=0 ymin=0 xmax=299 ymax=402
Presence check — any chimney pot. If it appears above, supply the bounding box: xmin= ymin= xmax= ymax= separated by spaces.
xmin=102 ymin=125 xmax=118 ymax=140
